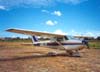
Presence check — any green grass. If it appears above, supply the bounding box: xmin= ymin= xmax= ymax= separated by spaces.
xmin=89 ymin=40 xmax=100 ymax=49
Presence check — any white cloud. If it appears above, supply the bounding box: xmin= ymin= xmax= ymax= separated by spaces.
xmin=42 ymin=10 xmax=62 ymax=17
xmin=68 ymin=29 xmax=100 ymax=38
xmin=54 ymin=29 xmax=67 ymax=35
xmin=0 ymin=0 xmax=88 ymax=9
xmin=51 ymin=29 xmax=99 ymax=38
xmin=85 ymin=32 xmax=94 ymax=37
xmin=52 ymin=11 xmax=62 ymax=16
xmin=57 ymin=0 xmax=88 ymax=5
xmin=41 ymin=10 xmax=49 ymax=13
xmin=0 ymin=5 xmax=6 ymax=10
xmin=45 ymin=20 xmax=58 ymax=26
xmin=84 ymin=31 xmax=100 ymax=37
xmin=68 ymin=29 xmax=80 ymax=36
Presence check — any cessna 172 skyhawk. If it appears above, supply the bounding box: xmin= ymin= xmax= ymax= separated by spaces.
xmin=6 ymin=28 xmax=88 ymax=57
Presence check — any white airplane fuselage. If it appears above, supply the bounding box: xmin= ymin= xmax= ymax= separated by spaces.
xmin=6 ymin=28 xmax=87 ymax=56
xmin=33 ymin=38 xmax=85 ymax=51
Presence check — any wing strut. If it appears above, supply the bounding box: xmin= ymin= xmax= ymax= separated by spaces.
xmin=55 ymin=40 xmax=80 ymax=56
xmin=55 ymin=41 xmax=66 ymax=50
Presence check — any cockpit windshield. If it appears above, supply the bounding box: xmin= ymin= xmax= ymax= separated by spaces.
xmin=67 ymin=36 xmax=78 ymax=40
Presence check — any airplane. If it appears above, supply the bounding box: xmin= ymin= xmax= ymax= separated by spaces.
xmin=6 ymin=28 xmax=88 ymax=57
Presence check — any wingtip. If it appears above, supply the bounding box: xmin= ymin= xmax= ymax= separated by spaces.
xmin=5 ymin=29 xmax=14 ymax=32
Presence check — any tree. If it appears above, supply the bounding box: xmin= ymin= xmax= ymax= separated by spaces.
xmin=97 ymin=36 xmax=100 ymax=40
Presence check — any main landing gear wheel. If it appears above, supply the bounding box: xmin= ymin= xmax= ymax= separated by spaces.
xmin=66 ymin=50 xmax=81 ymax=57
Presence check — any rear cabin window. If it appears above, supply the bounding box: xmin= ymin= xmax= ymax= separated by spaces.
xmin=56 ymin=36 xmax=68 ymax=41
xmin=56 ymin=37 xmax=63 ymax=41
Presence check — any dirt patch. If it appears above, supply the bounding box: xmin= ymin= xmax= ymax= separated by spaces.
xmin=0 ymin=42 xmax=100 ymax=72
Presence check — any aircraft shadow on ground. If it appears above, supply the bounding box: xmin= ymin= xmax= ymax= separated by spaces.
xmin=0 ymin=53 xmax=72 ymax=61
xmin=0 ymin=51 xmax=82 ymax=61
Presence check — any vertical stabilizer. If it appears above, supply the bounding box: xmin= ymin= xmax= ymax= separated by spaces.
xmin=31 ymin=36 xmax=38 ymax=44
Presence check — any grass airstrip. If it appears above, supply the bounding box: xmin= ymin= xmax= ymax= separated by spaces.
xmin=0 ymin=40 xmax=100 ymax=72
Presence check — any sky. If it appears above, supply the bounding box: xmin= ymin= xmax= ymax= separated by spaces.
xmin=0 ymin=0 xmax=100 ymax=38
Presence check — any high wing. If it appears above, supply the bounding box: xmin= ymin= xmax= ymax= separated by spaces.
xmin=6 ymin=28 xmax=65 ymax=37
